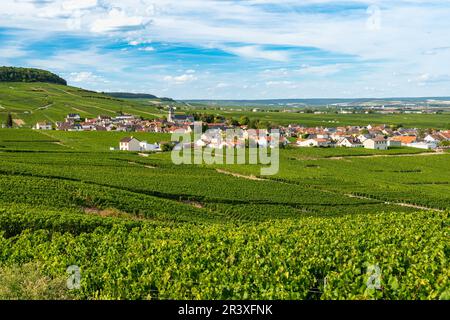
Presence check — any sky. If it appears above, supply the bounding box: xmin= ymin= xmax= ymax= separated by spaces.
xmin=1 ymin=0 xmax=450 ymax=99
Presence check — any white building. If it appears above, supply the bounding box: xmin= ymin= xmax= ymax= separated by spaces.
xmin=34 ymin=122 xmax=52 ymax=130
xmin=405 ymin=142 xmax=437 ymax=150
xmin=139 ymin=141 xmax=161 ymax=151
xmin=66 ymin=114 xmax=81 ymax=121
xmin=120 ymin=137 xmax=141 ymax=151
xmin=337 ymin=137 xmax=363 ymax=148
xmin=297 ymin=138 xmax=331 ymax=147
xmin=363 ymin=138 xmax=388 ymax=150
xmin=387 ymin=139 xmax=402 ymax=147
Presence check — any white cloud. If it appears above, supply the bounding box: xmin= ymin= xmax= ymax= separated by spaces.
xmin=91 ymin=8 xmax=151 ymax=33
xmin=223 ymin=45 xmax=289 ymax=62
xmin=68 ymin=71 xmax=103 ymax=83
xmin=138 ymin=47 xmax=155 ymax=52
xmin=2 ymin=1 xmax=450 ymax=97
xmin=62 ymin=0 xmax=98 ymax=11
xmin=164 ymin=74 xmax=198 ymax=84
xmin=298 ymin=64 xmax=348 ymax=76
xmin=216 ymin=82 xmax=229 ymax=88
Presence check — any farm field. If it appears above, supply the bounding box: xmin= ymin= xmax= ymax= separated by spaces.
xmin=195 ymin=108 xmax=450 ymax=129
xmin=0 ymin=129 xmax=448 ymax=299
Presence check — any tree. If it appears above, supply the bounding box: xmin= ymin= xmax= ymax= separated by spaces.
xmin=0 ymin=67 xmax=67 ymax=85
xmin=239 ymin=116 xmax=250 ymax=126
xmin=248 ymin=119 xmax=259 ymax=129
xmin=160 ymin=142 xmax=174 ymax=152
xmin=6 ymin=113 xmax=13 ymax=128
xmin=257 ymin=120 xmax=272 ymax=130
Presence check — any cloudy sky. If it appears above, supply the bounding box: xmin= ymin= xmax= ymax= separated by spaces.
xmin=1 ymin=0 xmax=450 ymax=99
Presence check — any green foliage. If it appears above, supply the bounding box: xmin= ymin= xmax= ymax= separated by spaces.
xmin=0 ymin=67 xmax=67 ymax=85
xmin=0 ymin=129 xmax=448 ymax=300
xmin=239 ymin=116 xmax=250 ymax=126
xmin=160 ymin=142 xmax=174 ymax=152
xmin=0 ymin=209 xmax=447 ymax=300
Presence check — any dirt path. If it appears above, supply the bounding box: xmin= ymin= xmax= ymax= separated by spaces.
xmin=35 ymin=131 xmax=72 ymax=149
xmin=35 ymin=103 xmax=54 ymax=111
xmin=88 ymin=105 xmax=117 ymax=114
xmin=345 ymin=193 xmax=444 ymax=212
xmin=128 ymin=107 xmax=162 ymax=117
xmin=215 ymin=168 xmax=444 ymax=212
xmin=53 ymin=87 xmax=79 ymax=97
xmin=216 ymin=169 xmax=266 ymax=181
xmin=325 ymin=150 xmax=445 ymax=160
xmin=71 ymin=107 xmax=88 ymax=114
xmin=128 ymin=161 xmax=156 ymax=169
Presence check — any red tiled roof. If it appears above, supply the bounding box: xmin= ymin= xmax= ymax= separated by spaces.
xmin=390 ymin=136 xmax=416 ymax=144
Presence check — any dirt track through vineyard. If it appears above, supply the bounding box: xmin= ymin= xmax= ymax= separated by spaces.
xmin=215 ymin=168 xmax=444 ymax=212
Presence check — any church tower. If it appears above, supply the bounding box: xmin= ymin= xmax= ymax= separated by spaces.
xmin=167 ymin=106 xmax=174 ymax=122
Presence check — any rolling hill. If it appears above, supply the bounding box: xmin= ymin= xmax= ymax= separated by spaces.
xmin=0 ymin=82 xmax=168 ymax=127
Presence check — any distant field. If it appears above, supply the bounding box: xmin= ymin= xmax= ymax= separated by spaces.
xmin=198 ymin=109 xmax=450 ymax=129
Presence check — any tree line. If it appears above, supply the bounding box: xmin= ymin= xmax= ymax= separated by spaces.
xmin=0 ymin=67 xmax=67 ymax=85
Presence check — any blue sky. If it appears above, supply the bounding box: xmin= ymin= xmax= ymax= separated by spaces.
xmin=1 ymin=0 xmax=450 ymax=99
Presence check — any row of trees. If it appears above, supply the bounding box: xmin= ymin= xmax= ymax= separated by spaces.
xmin=0 ymin=67 xmax=67 ymax=85
xmin=190 ymin=113 xmax=276 ymax=129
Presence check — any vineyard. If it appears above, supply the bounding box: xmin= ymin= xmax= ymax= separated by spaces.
xmin=0 ymin=129 xmax=449 ymax=299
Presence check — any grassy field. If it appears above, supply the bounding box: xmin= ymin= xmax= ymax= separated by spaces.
xmin=197 ymin=109 xmax=450 ymax=129
xmin=0 ymin=129 xmax=448 ymax=299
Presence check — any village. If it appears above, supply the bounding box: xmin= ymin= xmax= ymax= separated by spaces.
xmin=32 ymin=106 xmax=450 ymax=152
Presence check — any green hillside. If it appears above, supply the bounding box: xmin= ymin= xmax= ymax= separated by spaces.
xmin=0 ymin=82 xmax=166 ymax=127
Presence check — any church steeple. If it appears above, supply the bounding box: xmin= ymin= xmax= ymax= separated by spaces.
xmin=168 ymin=105 xmax=174 ymax=122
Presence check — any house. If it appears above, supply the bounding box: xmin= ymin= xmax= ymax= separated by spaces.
xmin=66 ymin=113 xmax=81 ymax=122
xmin=297 ymin=138 xmax=331 ymax=147
xmin=438 ymin=130 xmax=450 ymax=141
xmin=120 ymin=137 xmax=141 ymax=151
xmin=68 ymin=124 xmax=83 ymax=131
xmin=424 ymin=134 xmax=442 ymax=144
xmin=358 ymin=134 xmax=372 ymax=142
xmin=337 ymin=137 xmax=363 ymax=148
xmin=56 ymin=121 xmax=74 ymax=131
xmin=139 ymin=141 xmax=160 ymax=152
xmin=387 ymin=138 xmax=402 ymax=147
xmin=406 ymin=142 xmax=437 ymax=150
xmin=115 ymin=114 xmax=136 ymax=121
xmin=34 ymin=122 xmax=52 ymax=130
xmin=363 ymin=137 xmax=388 ymax=150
